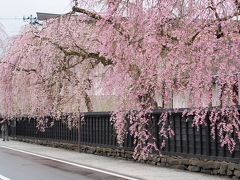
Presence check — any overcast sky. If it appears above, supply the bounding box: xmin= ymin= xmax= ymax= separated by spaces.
xmin=0 ymin=0 xmax=72 ymax=36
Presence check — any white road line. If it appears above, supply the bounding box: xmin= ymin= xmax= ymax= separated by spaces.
xmin=0 ymin=174 xmax=11 ymax=180
xmin=0 ymin=145 xmax=139 ymax=180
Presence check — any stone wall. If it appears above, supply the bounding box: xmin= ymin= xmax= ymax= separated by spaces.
xmin=16 ymin=137 xmax=240 ymax=179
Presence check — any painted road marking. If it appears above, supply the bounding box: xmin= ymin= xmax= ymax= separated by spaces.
xmin=0 ymin=145 xmax=139 ymax=180
xmin=0 ymin=174 xmax=11 ymax=180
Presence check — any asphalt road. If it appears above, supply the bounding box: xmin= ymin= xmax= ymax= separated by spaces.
xmin=0 ymin=147 xmax=127 ymax=180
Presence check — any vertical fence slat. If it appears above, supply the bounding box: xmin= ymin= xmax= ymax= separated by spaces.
xmin=173 ymin=115 xmax=177 ymax=152
xmin=186 ymin=120 xmax=189 ymax=154
xmin=179 ymin=114 xmax=183 ymax=153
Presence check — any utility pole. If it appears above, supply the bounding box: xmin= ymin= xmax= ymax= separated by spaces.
xmin=73 ymin=0 xmax=78 ymax=6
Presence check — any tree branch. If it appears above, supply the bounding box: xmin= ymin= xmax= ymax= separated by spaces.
xmin=72 ymin=6 xmax=130 ymax=40
xmin=72 ymin=6 xmax=102 ymax=20
xmin=15 ymin=67 xmax=37 ymax=73
xmin=188 ymin=11 xmax=240 ymax=45
xmin=39 ymin=36 xmax=112 ymax=66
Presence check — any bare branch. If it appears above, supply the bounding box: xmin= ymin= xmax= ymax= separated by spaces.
xmin=72 ymin=6 xmax=102 ymax=20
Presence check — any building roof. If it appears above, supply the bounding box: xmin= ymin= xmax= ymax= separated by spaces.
xmin=36 ymin=12 xmax=61 ymax=21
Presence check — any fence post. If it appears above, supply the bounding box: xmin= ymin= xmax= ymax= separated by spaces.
xmin=78 ymin=117 xmax=81 ymax=152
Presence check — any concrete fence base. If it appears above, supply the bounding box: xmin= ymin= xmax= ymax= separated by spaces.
xmin=15 ymin=137 xmax=240 ymax=179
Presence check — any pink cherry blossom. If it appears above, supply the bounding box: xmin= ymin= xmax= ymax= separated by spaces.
xmin=1 ymin=0 xmax=240 ymax=159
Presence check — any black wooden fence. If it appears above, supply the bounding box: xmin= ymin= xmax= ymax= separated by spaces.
xmin=15 ymin=110 xmax=240 ymax=163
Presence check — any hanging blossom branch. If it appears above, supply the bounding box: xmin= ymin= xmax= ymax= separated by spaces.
xmin=68 ymin=0 xmax=240 ymax=160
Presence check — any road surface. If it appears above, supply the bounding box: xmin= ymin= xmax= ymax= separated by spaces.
xmin=0 ymin=147 xmax=128 ymax=180
xmin=0 ymin=141 xmax=230 ymax=180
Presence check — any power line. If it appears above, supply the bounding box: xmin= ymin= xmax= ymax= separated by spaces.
xmin=0 ymin=17 xmax=23 ymax=21
xmin=0 ymin=15 xmax=40 ymax=25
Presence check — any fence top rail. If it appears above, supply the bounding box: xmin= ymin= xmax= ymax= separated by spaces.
xmin=83 ymin=112 xmax=112 ymax=117
xmin=12 ymin=105 xmax=240 ymax=120
xmin=83 ymin=106 xmax=240 ymax=116
xmin=72 ymin=106 xmax=240 ymax=117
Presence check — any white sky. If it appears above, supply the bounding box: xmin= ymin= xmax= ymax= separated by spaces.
xmin=0 ymin=0 xmax=72 ymax=36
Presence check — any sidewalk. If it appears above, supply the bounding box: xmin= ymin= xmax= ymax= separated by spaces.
xmin=0 ymin=140 xmax=229 ymax=180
